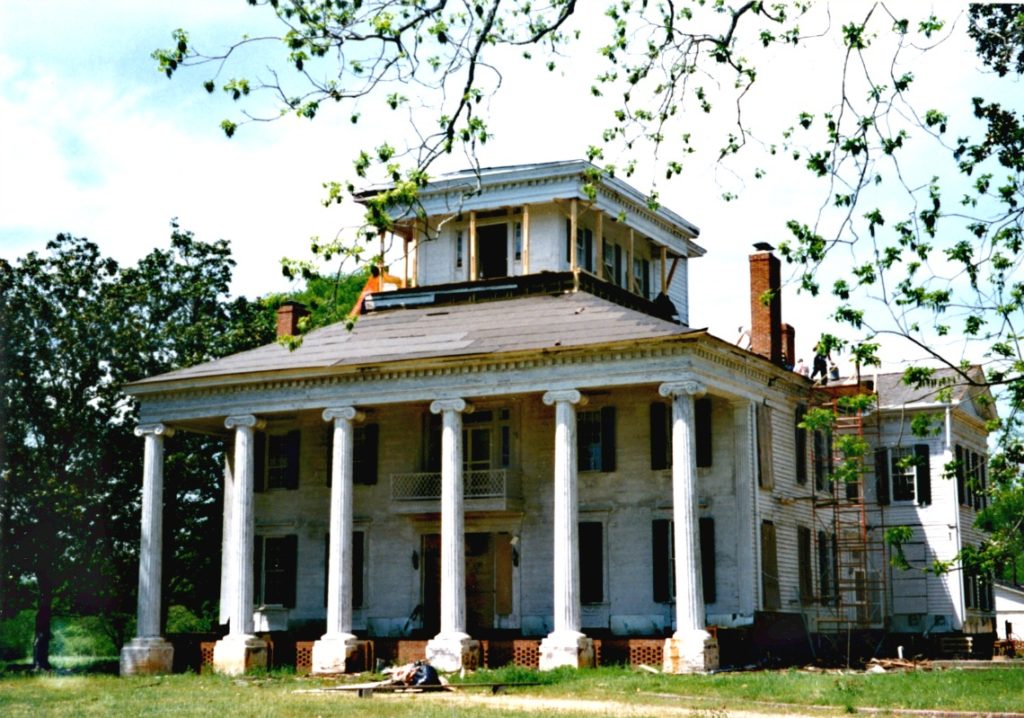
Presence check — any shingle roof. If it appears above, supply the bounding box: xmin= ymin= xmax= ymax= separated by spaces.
xmin=871 ymin=366 xmax=984 ymax=407
xmin=129 ymin=290 xmax=702 ymax=390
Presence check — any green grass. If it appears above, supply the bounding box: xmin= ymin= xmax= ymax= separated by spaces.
xmin=0 ymin=664 xmax=1021 ymax=717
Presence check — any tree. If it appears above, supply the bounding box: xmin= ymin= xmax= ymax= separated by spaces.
xmin=157 ymin=2 xmax=1024 ymax=574
xmin=0 ymin=227 xmax=274 ymax=668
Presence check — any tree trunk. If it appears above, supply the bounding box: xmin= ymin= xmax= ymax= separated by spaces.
xmin=33 ymin=574 xmax=53 ymax=671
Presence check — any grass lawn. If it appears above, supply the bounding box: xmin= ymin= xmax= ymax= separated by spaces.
xmin=0 ymin=663 xmax=1022 ymax=716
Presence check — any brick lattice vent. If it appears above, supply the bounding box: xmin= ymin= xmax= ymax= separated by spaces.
xmin=199 ymin=642 xmax=215 ymax=672
xmin=295 ymin=641 xmax=314 ymax=674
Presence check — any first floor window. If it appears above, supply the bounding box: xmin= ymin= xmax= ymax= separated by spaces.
xmin=760 ymin=520 xmax=780 ymax=610
xmin=651 ymin=517 xmax=716 ymax=604
xmin=254 ymin=534 xmax=298 ymax=608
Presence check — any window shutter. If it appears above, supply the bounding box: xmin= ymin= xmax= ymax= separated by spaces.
xmin=495 ymin=532 xmax=513 ymax=616
xmin=601 ymin=406 xmax=616 ymax=472
xmin=579 ymin=522 xmax=604 ymax=603
xmin=875 ymin=448 xmax=890 ymax=505
xmin=980 ymin=459 xmax=987 ymax=510
xmin=650 ymin=403 xmax=668 ymax=470
xmin=352 ymin=530 xmax=365 ymax=609
xmin=695 ymin=397 xmax=712 ymax=468
xmin=254 ymin=431 xmax=266 ymax=493
xmin=914 ymin=444 xmax=931 ymax=506
xmin=798 ymin=526 xmax=813 ymax=603
xmin=955 ymin=445 xmax=964 ymax=505
xmin=253 ymin=535 xmax=264 ymax=606
xmin=817 ymin=530 xmax=832 ymax=603
xmin=281 ymin=534 xmax=298 ymax=608
xmin=972 ymin=452 xmax=982 ymax=510
xmin=325 ymin=426 xmax=334 ymax=487
xmin=652 ymin=519 xmax=671 ymax=603
xmin=355 ymin=424 xmax=379 ymax=485
xmin=283 ymin=430 xmax=300 ymax=490
xmin=760 ymin=521 xmax=780 ymax=610
xmin=795 ymin=405 xmax=808 ymax=485
xmin=323 ymin=533 xmax=329 ymax=608
xmin=699 ymin=517 xmax=716 ymax=604
xmin=756 ymin=404 xmax=774 ymax=489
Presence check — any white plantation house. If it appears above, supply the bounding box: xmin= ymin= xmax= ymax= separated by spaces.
xmin=118 ymin=161 xmax=995 ymax=677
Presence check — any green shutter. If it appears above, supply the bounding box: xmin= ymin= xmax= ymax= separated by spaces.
xmin=650 ymin=403 xmax=668 ymax=470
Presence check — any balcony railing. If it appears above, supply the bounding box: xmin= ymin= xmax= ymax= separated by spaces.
xmin=391 ymin=468 xmax=512 ymax=501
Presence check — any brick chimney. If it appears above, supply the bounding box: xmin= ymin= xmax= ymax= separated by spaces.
xmin=781 ymin=323 xmax=795 ymax=367
xmin=749 ymin=248 xmax=782 ymax=364
xmin=276 ymin=301 xmax=308 ymax=338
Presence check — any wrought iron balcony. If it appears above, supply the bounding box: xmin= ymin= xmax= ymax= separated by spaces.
xmin=391 ymin=468 xmax=512 ymax=501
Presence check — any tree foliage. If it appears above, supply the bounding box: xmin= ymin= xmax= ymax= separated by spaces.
xmin=157 ymin=3 xmax=1024 ymax=576
xmin=0 ymin=226 xmax=273 ymax=668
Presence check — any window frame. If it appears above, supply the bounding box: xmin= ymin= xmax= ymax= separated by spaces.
xmin=577 ymin=405 xmax=616 ymax=473
xmin=254 ymin=533 xmax=298 ymax=608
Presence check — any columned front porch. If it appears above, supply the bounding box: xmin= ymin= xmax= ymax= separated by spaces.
xmin=123 ymin=376 xmax=735 ymax=676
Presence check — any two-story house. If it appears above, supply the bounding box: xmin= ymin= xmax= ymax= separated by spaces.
xmin=117 ymin=160 xmax=991 ymax=677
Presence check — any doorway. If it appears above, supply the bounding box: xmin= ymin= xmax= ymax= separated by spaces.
xmin=477 ymin=224 xmax=508 ymax=279
xmin=421 ymin=532 xmax=514 ymax=635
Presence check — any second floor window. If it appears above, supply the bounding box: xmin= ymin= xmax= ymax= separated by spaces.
xmin=578 ymin=406 xmax=616 ymax=472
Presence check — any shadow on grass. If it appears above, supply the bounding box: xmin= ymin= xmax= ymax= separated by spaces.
xmin=1 ymin=657 xmax=120 ymax=676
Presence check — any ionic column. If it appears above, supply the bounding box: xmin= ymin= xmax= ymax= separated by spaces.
xmin=425 ymin=398 xmax=479 ymax=672
xmin=213 ymin=414 xmax=268 ymax=675
xmin=312 ymin=407 xmax=364 ymax=674
xmin=120 ymin=423 xmax=175 ymax=676
xmin=539 ymin=390 xmax=594 ymax=670
xmin=659 ymin=379 xmax=719 ymax=673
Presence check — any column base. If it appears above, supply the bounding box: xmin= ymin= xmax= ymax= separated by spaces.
xmin=120 ymin=637 xmax=174 ymax=676
xmin=662 ymin=630 xmax=719 ymax=674
xmin=539 ymin=631 xmax=595 ymax=670
xmin=213 ymin=635 xmax=268 ymax=676
xmin=425 ymin=632 xmax=480 ymax=672
xmin=311 ymin=633 xmax=360 ymax=675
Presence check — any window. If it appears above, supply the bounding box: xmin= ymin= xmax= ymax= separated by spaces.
xmin=798 ymin=526 xmax=813 ymax=603
xmin=565 ymin=220 xmax=595 ymax=272
xmin=875 ymin=445 xmax=931 ymax=506
xmin=633 ymin=256 xmax=651 ymax=298
xmin=323 ymin=530 xmax=366 ymax=609
xmin=254 ymin=534 xmax=297 ymax=608
xmin=964 ymin=551 xmax=994 ymax=612
xmin=652 ymin=518 xmax=716 ymax=604
xmin=760 ymin=520 xmax=780 ymax=610
xmin=795 ymin=405 xmax=808 ymax=486
xmin=956 ymin=446 xmax=988 ymax=510
xmin=422 ymin=409 xmax=511 ymax=472
xmin=756 ymin=404 xmax=775 ymax=489
xmin=513 ymin=221 xmax=523 ymax=261
xmin=579 ymin=521 xmax=604 ymax=604
xmin=602 ymin=240 xmax=617 ymax=284
xmin=578 ymin=406 xmax=616 ymax=472
xmin=255 ymin=429 xmax=300 ymax=491
xmin=650 ymin=399 xmax=712 ymax=470
xmin=325 ymin=423 xmax=379 ymax=486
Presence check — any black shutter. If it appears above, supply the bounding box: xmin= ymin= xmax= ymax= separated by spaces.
xmin=972 ymin=452 xmax=982 ymax=510
xmin=955 ymin=445 xmax=964 ymax=505
xmin=355 ymin=424 xmax=379 ymax=485
xmin=798 ymin=526 xmax=813 ymax=603
xmin=699 ymin=517 xmax=716 ymax=604
xmin=914 ymin=444 xmax=931 ymax=506
xmin=254 ymin=431 xmax=266 ymax=493
xmin=253 ymin=535 xmax=264 ymax=605
xmin=601 ymin=406 xmax=616 ymax=472
xmin=650 ymin=403 xmax=668 ymax=470
xmin=875 ymin=448 xmax=890 ymax=505
xmin=284 ymin=430 xmax=300 ymax=489
xmin=579 ymin=522 xmax=604 ymax=603
xmin=795 ymin=405 xmax=808 ymax=485
xmin=565 ymin=219 xmax=572 ymax=264
xmin=652 ymin=519 xmax=670 ymax=602
xmin=323 ymin=533 xmax=329 ymax=607
xmin=695 ymin=397 xmax=712 ymax=468
xmin=353 ymin=530 xmax=365 ymax=609
xmin=282 ymin=534 xmax=298 ymax=608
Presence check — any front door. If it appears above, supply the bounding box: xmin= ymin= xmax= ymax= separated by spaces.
xmin=422 ymin=532 xmax=512 ymax=635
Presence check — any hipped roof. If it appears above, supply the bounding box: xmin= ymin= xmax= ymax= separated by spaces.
xmin=128 ymin=290 xmax=703 ymax=393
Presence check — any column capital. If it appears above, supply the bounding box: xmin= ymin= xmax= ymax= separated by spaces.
xmin=322 ymin=407 xmax=365 ymax=424
xmin=542 ymin=389 xmax=588 ymax=407
xmin=135 ymin=423 xmax=175 ymax=438
xmin=659 ymin=377 xmax=706 ymax=399
xmin=430 ymin=398 xmax=473 ymax=415
xmin=225 ymin=414 xmax=266 ymax=430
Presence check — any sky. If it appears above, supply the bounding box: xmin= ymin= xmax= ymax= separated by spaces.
xmin=0 ymin=1 xmax=1015 ymax=374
